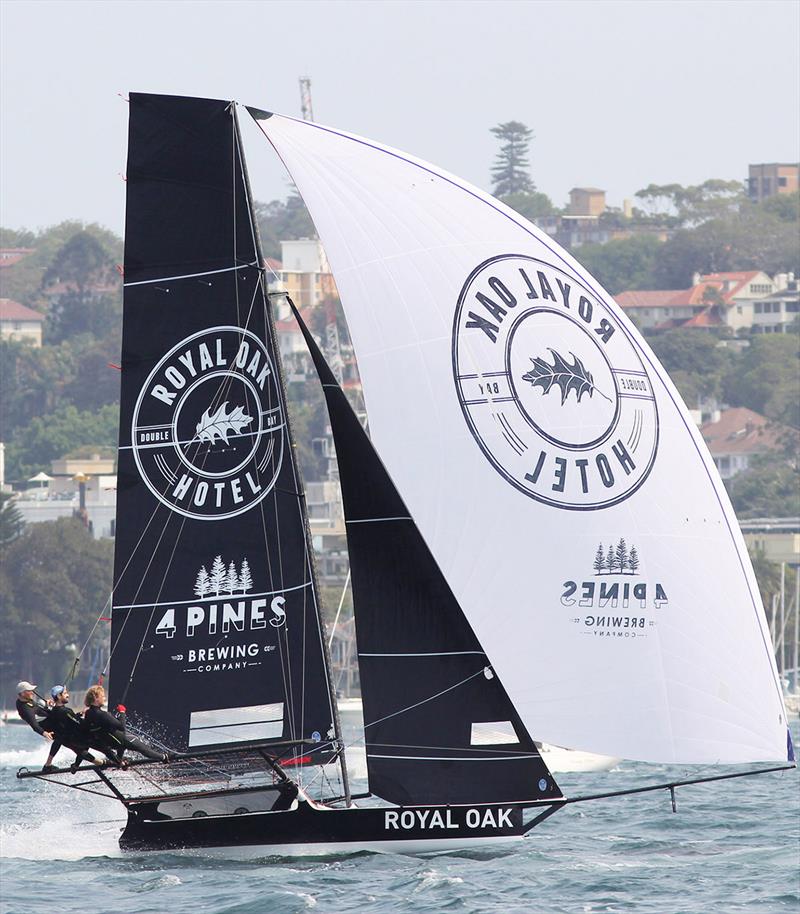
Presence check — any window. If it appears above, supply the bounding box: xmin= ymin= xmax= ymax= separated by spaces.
xmin=755 ymin=302 xmax=763 ymax=313
xmin=786 ymin=301 xmax=799 ymax=312
xmin=779 ymin=177 xmax=788 ymax=187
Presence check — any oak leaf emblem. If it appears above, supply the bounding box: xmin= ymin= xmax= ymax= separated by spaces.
xmin=521 ymin=349 xmax=609 ymax=405
xmin=194 ymin=401 xmax=253 ymax=445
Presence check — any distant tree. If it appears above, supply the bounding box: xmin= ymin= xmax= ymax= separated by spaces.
xmin=226 ymin=561 xmax=239 ymax=595
xmin=0 ymin=493 xmax=25 ymax=547
xmin=726 ymin=456 xmax=800 ymax=519
xmin=1 ymin=518 xmax=113 ymax=684
xmin=647 ymin=329 xmax=733 ymax=402
xmin=723 ymin=334 xmax=800 ymax=429
xmin=605 ymin=544 xmax=617 ymax=573
xmin=194 ymin=566 xmax=210 ymax=598
xmin=574 ymin=235 xmax=662 ymax=295
xmin=760 ymin=190 xmax=800 ymax=223
xmin=210 ymin=556 xmax=226 ymax=596
xmin=239 ymin=558 xmax=253 ymax=594
xmin=4 ymin=403 xmax=119 ymax=483
xmin=490 ymin=121 xmax=535 ymax=197
xmin=627 ymin=546 xmax=640 ymax=575
xmin=501 ymin=191 xmax=555 ymax=221
xmin=254 ymin=192 xmax=316 ymax=261
xmin=593 ymin=544 xmax=605 ymax=575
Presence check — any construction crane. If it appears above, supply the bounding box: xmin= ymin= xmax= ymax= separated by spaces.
xmin=299 ymin=77 xmax=314 ymax=122
xmin=298 ymin=76 xmax=345 ymax=388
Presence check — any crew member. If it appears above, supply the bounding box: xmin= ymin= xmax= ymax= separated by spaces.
xmin=15 ymin=681 xmax=53 ymax=741
xmin=41 ymin=685 xmax=100 ymax=773
xmin=83 ymin=685 xmax=167 ymax=764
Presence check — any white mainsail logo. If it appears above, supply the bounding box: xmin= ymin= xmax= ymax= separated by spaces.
xmin=452 ymin=255 xmax=658 ymax=510
xmin=131 ymin=326 xmax=284 ymax=520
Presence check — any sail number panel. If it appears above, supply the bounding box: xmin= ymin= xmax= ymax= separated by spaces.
xmin=131 ymin=325 xmax=284 ymax=520
xmin=453 ymin=254 xmax=658 ymax=511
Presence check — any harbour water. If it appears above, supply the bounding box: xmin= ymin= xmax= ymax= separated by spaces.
xmin=1 ymin=717 xmax=797 ymax=914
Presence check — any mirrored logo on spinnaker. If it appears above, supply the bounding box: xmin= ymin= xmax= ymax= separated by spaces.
xmin=452 ymin=255 xmax=658 ymax=510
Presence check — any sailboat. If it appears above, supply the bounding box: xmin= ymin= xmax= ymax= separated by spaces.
xmin=18 ymin=93 xmax=794 ymax=856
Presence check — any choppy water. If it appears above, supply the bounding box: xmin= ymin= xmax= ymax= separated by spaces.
xmin=1 ymin=717 xmax=798 ymax=914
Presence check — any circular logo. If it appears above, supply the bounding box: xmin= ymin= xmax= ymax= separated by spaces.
xmin=452 ymin=255 xmax=658 ymax=510
xmin=132 ymin=326 xmax=284 ymax=520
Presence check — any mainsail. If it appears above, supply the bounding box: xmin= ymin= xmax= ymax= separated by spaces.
xmin=252 ymin=111 xmax=790 ymax=764
xmin=110 ymin=95 xmax=339 ymax=761
xmin=292 ymin=301 xmax=561 ymax=806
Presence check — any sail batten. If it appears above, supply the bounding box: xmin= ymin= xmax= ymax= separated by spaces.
xmin=257 ymin=113 xmax=789 ymax=764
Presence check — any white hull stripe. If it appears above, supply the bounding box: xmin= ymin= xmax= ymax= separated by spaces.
xmin=130 ymin=834 xmax=525 ymax=858
xmin=124 ymin=261 xmax=259 ymax=287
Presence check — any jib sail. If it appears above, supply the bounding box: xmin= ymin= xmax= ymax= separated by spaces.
xmin=292 ymin=301 xmax=561 ymax=807
xmin=110 ymin=94 xmax=339 ymax=761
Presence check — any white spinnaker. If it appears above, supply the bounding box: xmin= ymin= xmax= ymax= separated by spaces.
xmin=254 ymin=112 xmax=789 ymax=764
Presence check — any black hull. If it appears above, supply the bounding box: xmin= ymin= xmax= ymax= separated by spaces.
xmin=120 ymin=798 xmax=562 ymax=856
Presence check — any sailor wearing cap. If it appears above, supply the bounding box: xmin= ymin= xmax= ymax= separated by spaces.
xmin=14 ymin=681 xmax=53 ymax=741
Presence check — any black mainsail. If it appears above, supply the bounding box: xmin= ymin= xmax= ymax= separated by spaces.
xmin=110 ymin=94 xmax=341 ymax=767
xmin=290 ymin=300 xmax=561 ymax=807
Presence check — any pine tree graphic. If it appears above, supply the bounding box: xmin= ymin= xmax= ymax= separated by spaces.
xmin=605 ymin=544 xmax=617 ymax=573
xmin=239 ymin=558 xmax=253 ymax=594
xmin=194 ymin=565 xmax=210 ymax=597
xmin=210 ymin=555 xmax=226 ymax=596
xmin=593 ymin=544 xmax=605 ymax=575
xmin=615 ymin=538 xmax=628 ymax=575
xmin=628 ymin=546 xmax=640 ymax=575
xmin=226 ymin=561 xmax=239 ymax=595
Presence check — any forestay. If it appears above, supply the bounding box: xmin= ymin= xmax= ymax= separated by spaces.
xmin=253 ymin=111 xmax=790 ymax=764
xmin=110 ymin=95 xmax=338 ymax=758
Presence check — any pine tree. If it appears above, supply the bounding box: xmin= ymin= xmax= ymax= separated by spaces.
xmin=490 ymin=121 xmax=535 ymax=197
xmin=628 ymin=546 xmax=640 ymax=575
xmin=226 ymin=561 xmax=239 ymax=595
xmin=194 ymin=565 xmax=210 ymax=597
xmin=593 ymin=544 xmax=605 ymax=575
xmin=615 ymin=538 xmax=628 ymax=574
xmin=239 ymin=558 xmax=253 ymax=594
xmin=210 ymin=555 xmax=226 ymax=595
xmin=606 ymin=544 xmax=617 ymax=573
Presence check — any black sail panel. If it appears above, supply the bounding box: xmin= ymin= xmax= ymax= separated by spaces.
xmin=291 ymin=302 xmax=561 ymax=806
xmin=110 ymin=94 xmax=336 ymax=758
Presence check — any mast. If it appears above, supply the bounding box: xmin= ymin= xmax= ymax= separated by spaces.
xmin=232 ymin=103 xmax=350 ymax=804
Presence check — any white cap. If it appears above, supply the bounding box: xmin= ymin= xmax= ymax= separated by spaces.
xmin=16 ymin=681 xmax=37 ymax=694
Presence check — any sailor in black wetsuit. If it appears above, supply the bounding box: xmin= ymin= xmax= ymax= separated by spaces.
xmin=40 ymin=686 xmax=100 ymax=773
xmin=83 ymin=684 xmax=167 ymax=764
xmin=15 ymin=681 xmax=51 ymax=738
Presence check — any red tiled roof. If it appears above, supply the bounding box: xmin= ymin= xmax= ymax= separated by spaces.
xmin=700 ymin=407 xmax=796 ymax=456
xmin=0 ymin=298 xmax=44 ymax=322
xmin=682 ymin=308 xmax=724 ymax=327
xmin=697 ymin=271 xmax=762 ymax=303
xmin=0 ymin=248 xmax=34 ymax=268
xmin=615 ymin=290 xmax=683 ymax=309
xmin=617 ymin=272 xmax=767 ymax=311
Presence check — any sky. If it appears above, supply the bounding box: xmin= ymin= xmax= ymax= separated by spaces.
xmin=1 ymin=0 xmax=799 ymax=236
